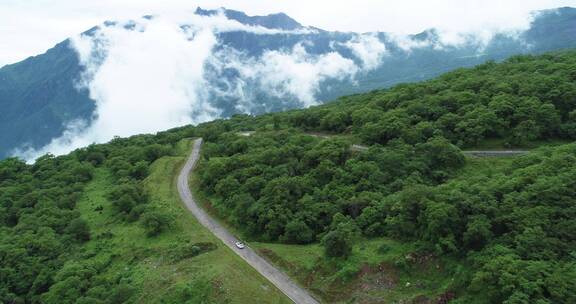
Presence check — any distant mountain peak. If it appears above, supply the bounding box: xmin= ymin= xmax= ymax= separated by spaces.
xmin=195 ymin=7 xmax=303 ymax=30
xmin=411 ymin=28 xmax=440 ymax=42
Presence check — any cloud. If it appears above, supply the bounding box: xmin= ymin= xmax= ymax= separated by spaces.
xmin=388 ymin=21 xmax=532 ymax=53
xmin=226 ymin=43 xmax=359 ymax=108
xmin=177 ymin=9 xmax=316 ymax=35
xmin=254 ymin=46 xmax=357 ymax=106
xmin=1 ymin=1 xmax=573 ymax=65
xmin=17 ymin=16 xmax=220 ymax=160
xmin=15 ymin=12 xmax=367 ymax=161
xmin=9 ymin=3 xmax=570 ymax=161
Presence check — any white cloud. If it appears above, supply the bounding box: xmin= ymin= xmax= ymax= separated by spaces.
xmin=224 ymin=44 xmax=359 ymax=108
xmin=175 ymin=9 xmax=316 ymax=35
xmin=344 ymin=34 xmax=387 ymax=70
xmin=17 ymin=16 xmax=220 ymax=160
xmin=257 ymin=45 xmax=358 ymax=106
xmin=0 ymin=0 xmax=573 ymax=66
xmin=4 ymin=1 xmax=575 ymax=160
xmin=15 ymin=13 xmax=366 ymax=160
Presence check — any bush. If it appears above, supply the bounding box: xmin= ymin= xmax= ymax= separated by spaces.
xmin=168 ymin=242 xmax=217 ymax=262
xmin=108 ymin=285 xmax=135 ymax=304
xmin=282 ymin=220 xmax=314 ymax=244
xmin=322 ymin=230 xmax=352 ymax=258
xmin=65 ymin=218 xmax=91 ymax=242
xmin=140 ymin=211 xmax=170 ymax=237
xmin=377 ymin=243 xmax=391 ymax=254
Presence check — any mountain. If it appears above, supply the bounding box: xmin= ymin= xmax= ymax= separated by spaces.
xmin=1 ymin=7 xmax=576 ymax=159
xmin=195 ymin=7 xmax=303 ymax=30
xmin=2 ymin=50 xmax=575 ymax=303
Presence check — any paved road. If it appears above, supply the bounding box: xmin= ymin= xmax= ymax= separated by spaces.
xmin=306 ymin=133 xmax=528 ymax=157
xmin=351 ymin=143 xmax=528 ymax=157
xmin=177 ymin=138 xmax=320 ymax=304
xmin=462 ymin=150 xmax=529 ymax=157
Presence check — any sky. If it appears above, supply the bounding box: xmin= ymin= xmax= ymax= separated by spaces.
xmin=0 ymin=0 xmax=574 ymax=66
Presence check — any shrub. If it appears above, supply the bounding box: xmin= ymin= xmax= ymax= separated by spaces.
xmin=140 ymin=211 xmax=170 ymax=237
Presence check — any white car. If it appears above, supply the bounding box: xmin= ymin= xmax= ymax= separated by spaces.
xmin=235 ymin=241 xmax=246 ymax=249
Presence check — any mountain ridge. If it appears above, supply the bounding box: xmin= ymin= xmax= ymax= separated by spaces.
xmin=195 ymin=7 xmax=304 ymax=31
xmin=1 ymin=6 xmax=576 ymax=159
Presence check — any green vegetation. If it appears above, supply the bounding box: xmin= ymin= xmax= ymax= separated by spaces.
xmin=2 ymin=50 xmax=576 ymax=303
xmin=0 ymin=136 xmax=289 ymax=303
xmin=292 ymin=53 xmax=576 ymax=148
xmin=193 ymin=51 xmax=576 ymax=303
xmin=252 ymin=238 xmax=463 ymax=302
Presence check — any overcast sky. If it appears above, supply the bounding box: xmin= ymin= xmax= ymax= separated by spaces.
xmin=0 ymin=0 xmax=574 ymax=66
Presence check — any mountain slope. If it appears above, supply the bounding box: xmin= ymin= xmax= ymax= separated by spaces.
xmin=0 ymin=40 xmax=94 ymax=158
xmin=1 ymin=7 xmax=576 ymax=159
xmin=187 ymin=50 xmax=576 ymax=303
xmin=1 ymin=49 xmax=575 ymax=303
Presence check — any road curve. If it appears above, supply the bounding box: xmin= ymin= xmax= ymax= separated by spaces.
xmin=177 ymin=138 xmax=320 ymax=304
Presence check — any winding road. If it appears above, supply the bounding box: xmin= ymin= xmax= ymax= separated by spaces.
xmin=177 ymin=138 xmax=320 ymax=304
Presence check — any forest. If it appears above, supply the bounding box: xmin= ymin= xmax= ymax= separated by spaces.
xmin=0 ymin=133 xmax=199 ymax=303
xmin=195 ymin=51 xmax=576 ymax=303
xmin=1 ymin=51 xmax=575 ymax=303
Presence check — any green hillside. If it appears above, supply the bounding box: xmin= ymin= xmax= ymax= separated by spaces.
xmin=0 ymin=137 xmax=290 ymax=303
xmin=1 ymin=51 xmax=575 ymax=303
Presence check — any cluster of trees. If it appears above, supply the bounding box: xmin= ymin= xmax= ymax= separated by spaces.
xmin=0 ymin=154 xmax=95 ymax=302
xmin=443 ymin=144 xmax=575 ymax=303
xmin=78 ymin=135 xmax=174 ymax=235
xmin=0 ymin=133 xmax=176 ymax=303
xmin=195 ymin=52 xmax=576 ymax=303
xmin=199 ymin=130 xmax=464 ymax=245
xmin=199 ymin=128 xmax=576 ymax=304
xmin=280 ymin=52 xmax=576 ymax=147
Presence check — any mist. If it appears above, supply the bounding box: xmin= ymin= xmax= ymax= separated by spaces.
xmin=13 ymin=7 xmax=551 ymax=161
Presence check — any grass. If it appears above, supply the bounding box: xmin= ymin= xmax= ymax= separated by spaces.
xmin=250 ymin=238 xmax=466 ymax=303
xmin=76 ymin=139 xmax=291 ymax=303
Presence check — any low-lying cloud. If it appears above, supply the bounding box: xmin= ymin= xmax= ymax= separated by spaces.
xmin=14 ymin=8 xmax=540 ymax=161
xmin=17 ymin=12 xmax=389 ymax=161
xmin=16 ymin=16 xmax=219 ymax=160
xmin=229 ymin=43 xmax=360 ymax=108
xmin=344 ymin=34 xmax=388 ymax=70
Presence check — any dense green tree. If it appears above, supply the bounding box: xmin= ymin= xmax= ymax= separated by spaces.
xmin=65 ymin=218 xmax=91 ymax=242
xmin=321 ymin=230 xmax=352 ymax=258
xmin=140 ymin=211 xmax=170 ymax=237
xmin=282 ymin=220 xmax=314 ymax=244
xmin=463 ymin=215 xmax=493 ymax=250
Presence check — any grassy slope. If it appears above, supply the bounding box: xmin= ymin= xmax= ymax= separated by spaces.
xmin=76 ymin=139 xmax=290 ymax=304
xmin=190 ymin=144 xmax=519 ymax=303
